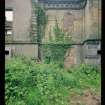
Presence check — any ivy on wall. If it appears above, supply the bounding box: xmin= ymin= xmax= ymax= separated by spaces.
xmin=35 ymin=4 xmax=48 ymax=43
xmin=36 ymin=5 xmax=48 ymax=60
xmin=31 ymin=2 xmax=72 ymax=64
xmin=43 ymin=19 xmax=72 ymax=67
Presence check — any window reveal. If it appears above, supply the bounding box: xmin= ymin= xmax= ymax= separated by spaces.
xmin=5 ymin=9 xmax=13 ymax=36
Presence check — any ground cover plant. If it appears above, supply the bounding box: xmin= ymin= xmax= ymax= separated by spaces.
xmin=5 ymin=57 xmax=101 ymax=105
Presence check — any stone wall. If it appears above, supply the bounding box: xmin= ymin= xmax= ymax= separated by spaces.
xmin=84 ymin=0 xmax=101 ymax=40
xmin=43 ymin=0 xmax=101 ymax=42
xmin=5 ymin=44 xmax=38 ymax=59
xmin=43 ymin=0 xmax=101 ymax=67
xmin=5 ymin=0 xmax=39 ymax=59
xmin=5 ymin=0 xmax=101 ymax=67
xmin=5 ymin=0 xmax=32 ymax=41
xmin=43 ymin=9 xmax=85 ymax=43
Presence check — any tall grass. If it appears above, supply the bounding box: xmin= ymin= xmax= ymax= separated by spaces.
xmin=5 ymin=57 xmax=101 ymax=105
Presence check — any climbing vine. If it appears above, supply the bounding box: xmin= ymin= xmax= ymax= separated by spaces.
xmin=31 ymin=2 xmax=72 ymax=64
xmin=43 ymin=19 xmax=72 ymax=67
xmin=53 ymin=19 xmax=72 ymax=44
xmin=35 ymin=4 xmax=48 ymax=43
xmin=36 ymin=4 xmax=48 ymax=60
xmin=31 ymin=2 xmax=48 ymax=60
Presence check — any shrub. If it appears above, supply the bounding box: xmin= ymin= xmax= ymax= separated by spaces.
xmin=5 ymin=57 xmax=101 ymax=105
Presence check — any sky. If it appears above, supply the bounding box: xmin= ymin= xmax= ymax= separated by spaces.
xmin=5 ymin=11 xmax=13 ymax=21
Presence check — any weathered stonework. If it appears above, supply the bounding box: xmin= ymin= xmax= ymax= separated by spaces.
xmin=42 ymin=0 xmax=101 ymax=67
xmin=5 ymin=44 xmax=38 ymax=59
xmin=64 ymin=48 xmax=76 ymax=68
xmin=5 ymin=0 xmax=101 ymax=67
xmin=5 ymin=0 xmax=38 ymax=59
xmin=5 ymin=0 xmax=32 ymax=41
xmin=43 ymin=9 xmax=85 ymax=43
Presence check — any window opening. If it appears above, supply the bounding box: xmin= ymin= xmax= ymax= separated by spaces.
xmin=5 ymin=9 xmax=13 ymax=36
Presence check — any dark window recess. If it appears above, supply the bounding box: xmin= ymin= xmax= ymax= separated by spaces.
xmin=56 ymin=4 xmax=59 ymax=7
xmin=85 ymin=55 xmax=99 ymax=59
xmin=5 ymin=50 xmax=9 ymax=55
xmin=97 ymin=50 xmax=101 ymax=55
xmin=48 ymin=4 xmax=50 ymax=6
xmin=85 ymin=41 xmax=100 ymax=45
xmin=40 ymin=0 xmax=87 ymax=9
xmin=66 ymin=4 xmax=69 ymax=7
xmin=88 ymin=45 xmax=98 ymax=49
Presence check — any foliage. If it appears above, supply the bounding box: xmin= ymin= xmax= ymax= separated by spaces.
xmin=42 ymin=44 xmax=71 ymax=66
xmin=53 ymin=19 xmax=72 ymax=44
xmin=42 ymin=19 xmax=72 ymax=65
xmin=35 ymin=4 xmax=48 ymax=43
xmin=36 ymin=4 xmax=48 ymax=60
xmin=31 ymin=1 xmax=48 ymax=42
xmin=5 ymin=57 xmax=101 ymax=105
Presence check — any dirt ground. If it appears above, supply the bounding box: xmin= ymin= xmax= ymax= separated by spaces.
xmin=69 ymin=89 xmax=101 ymax=105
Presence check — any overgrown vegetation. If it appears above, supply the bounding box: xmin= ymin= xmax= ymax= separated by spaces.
xmin=36 ymin=4 xmax=48 ymax=60
xmin=43 ymin=19 xmax=72 ymax=65
xmin=31 ymin=2 xmax=48 ymax=60
xmin=42 ymin=44 xmax=71 ymax=67
xmin=36 ymin=5 xmax=48 ymax=43
xmin=5 ymin=57 xmax=101 ymax=105
xmin=36 ymin=5 xmax=48 ymax=60
xmin=32 ymin=4 xmax=71 ymax=63
xmin=53 ymin=19 xmax=72 ymax=44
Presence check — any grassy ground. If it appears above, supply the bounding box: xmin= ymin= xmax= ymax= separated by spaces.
xmin=5 ymin=57 xmax=101 ymax=105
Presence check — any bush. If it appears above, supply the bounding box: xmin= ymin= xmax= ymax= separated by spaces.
xmin=5 ymin=57 xmax=101 ymax=105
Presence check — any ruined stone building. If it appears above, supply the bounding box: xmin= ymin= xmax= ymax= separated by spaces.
xmin=5 ymin=0 xmax=38 ymax=59
xmin=5 ymin=0 xmax=101 ymax=67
